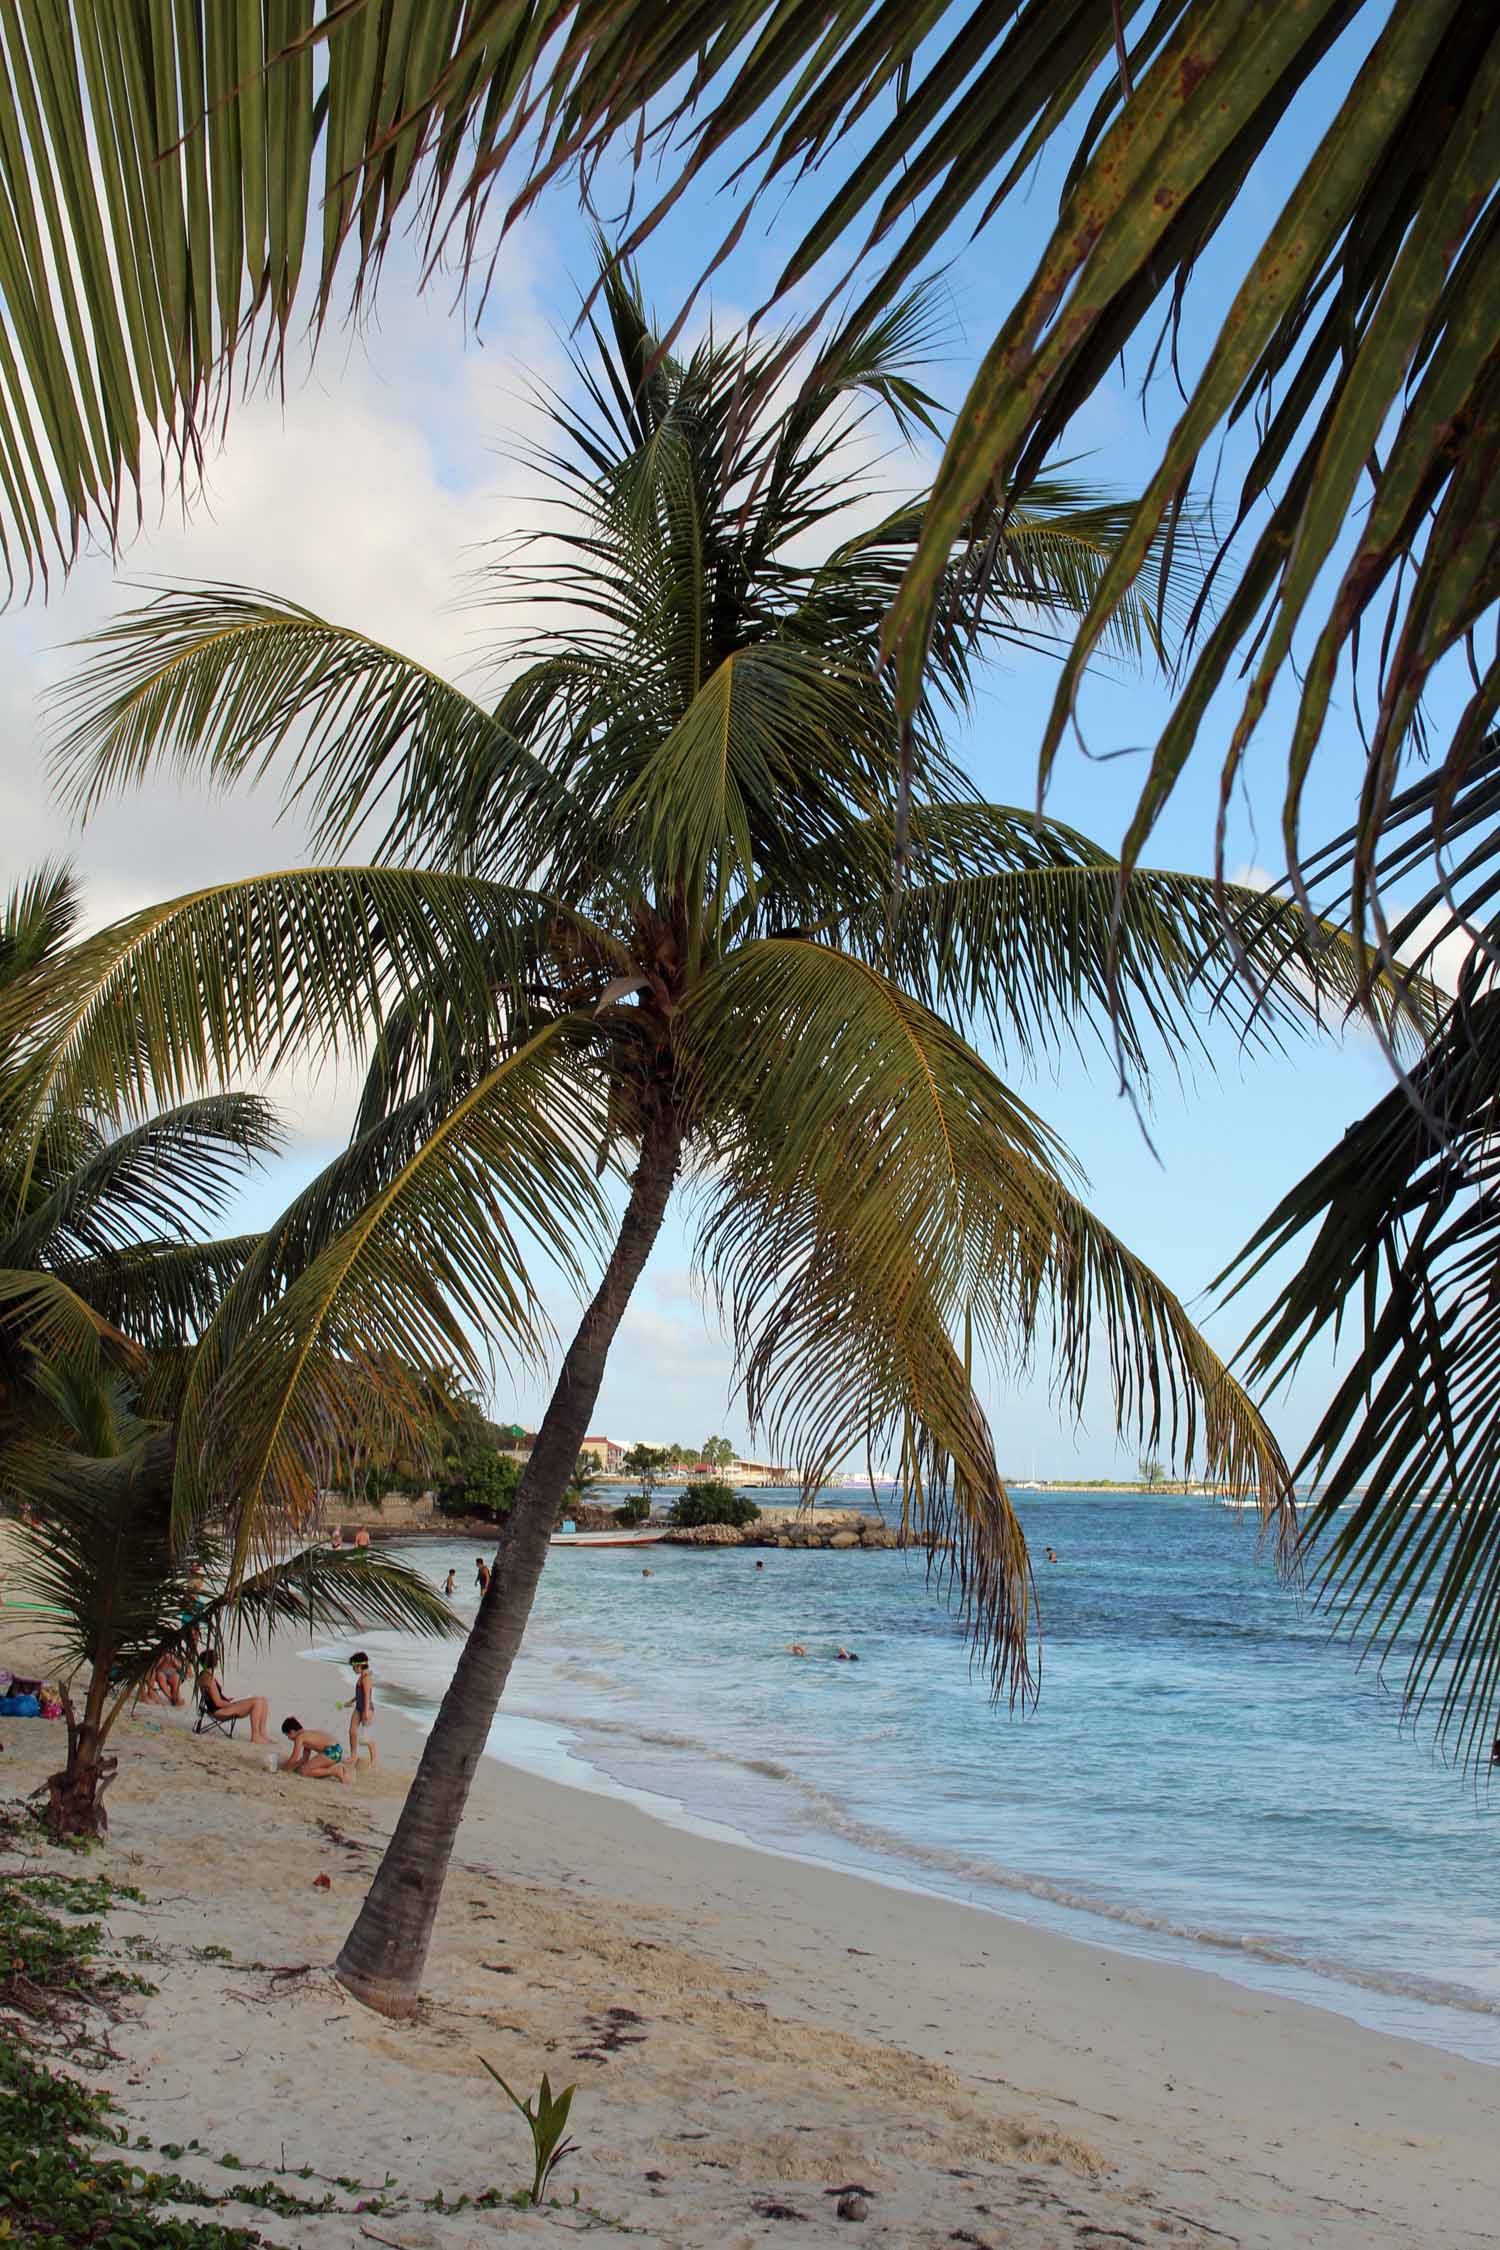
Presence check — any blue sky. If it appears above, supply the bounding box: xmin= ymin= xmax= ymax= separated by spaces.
xmin=4 ymin=18 xmax=1439 ymax=1474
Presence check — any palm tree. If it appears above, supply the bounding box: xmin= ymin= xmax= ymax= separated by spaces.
xmin=2 ymin=846 xmax=619 ymax=1561
xmin=0 ymin=6 xmax=1486 ymax=943
xmin=52 ymin=267 xmax=1416 ymax=2014
xmin=5 ymin=1358 xmax=459 ymax=1838
xmin=0 ymin=864 xmax=281 ymax=1461
xmin=0 ymin=858 xmax=609 ymax=1832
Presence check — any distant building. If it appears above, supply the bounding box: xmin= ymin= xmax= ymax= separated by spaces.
xmin=495 ymin=1423 xmax=534 ymax=1461
xmin=580 ymin=1434 xmax=625 ymax=1473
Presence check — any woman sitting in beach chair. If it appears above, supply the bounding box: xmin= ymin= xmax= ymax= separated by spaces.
xmin=195 ymin=1650 xmax=273 ymax=1746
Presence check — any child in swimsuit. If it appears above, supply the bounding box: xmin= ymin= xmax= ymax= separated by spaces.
xmin=346 ymin=1653 xmax=377 ymax=1770
xmin=279 ymin=1717 xmax=350 ymax=1785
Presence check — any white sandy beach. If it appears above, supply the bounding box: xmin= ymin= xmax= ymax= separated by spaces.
xmin=1 ymin=1606 xmax=1496 ymax=2249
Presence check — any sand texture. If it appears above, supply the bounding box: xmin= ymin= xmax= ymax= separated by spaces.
xmin=1 ymin=1612 xmax=1495 ymax=2248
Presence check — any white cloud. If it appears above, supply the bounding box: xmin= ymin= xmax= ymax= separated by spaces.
xmin=1 ymin=225 xmax=566 ymax=923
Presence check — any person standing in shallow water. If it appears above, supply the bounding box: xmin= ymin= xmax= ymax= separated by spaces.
xmin=443 ymin=1569 xmax=457 ymax=1597
xmin=475 ymin=1557 xmax=490 ymax=1594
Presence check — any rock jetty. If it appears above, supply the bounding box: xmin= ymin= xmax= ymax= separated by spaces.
xmin=663 ymin=1513 xmax=901 ymax=1551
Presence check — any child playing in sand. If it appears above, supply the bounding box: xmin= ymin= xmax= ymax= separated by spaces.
xmin=345 ymin=1652 xmax=377 ymax=1770
xmin=279 ymin=1717 xmax=350 ymax=1785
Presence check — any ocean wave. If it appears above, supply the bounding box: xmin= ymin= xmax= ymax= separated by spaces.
xmin=468 ymin=1694 xmax=1500 ymax=2028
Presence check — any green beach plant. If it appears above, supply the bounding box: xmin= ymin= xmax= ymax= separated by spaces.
xmin=478 ymin=2061 xmax=578 ymax=2208
xmin=51 ymin=262 xmax=1421 ymax=2013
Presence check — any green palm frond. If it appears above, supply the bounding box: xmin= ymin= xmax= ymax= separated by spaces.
xmin=56 ymin=1236 xmax=260 ymax=1354
xmin=0 ymin=865 xmax=537 ymax=1150
xmin=173 ymin=1018 xmax=611 ymax=1562
xmin=618 ymin=642 xmax=893 ymax=950
xmin=6 ymin=1429 xmax=459 ymax=1692
xmin=1 ymin=1093 xmax=278 ymax=1268
xmin=809 ymin=804 xmax=1439 ymax=1077
xmin=0 ymin=864 xmax=82 ymax=997
xmin=51 ymin=587 xmax=579 ymax=871
xmin=1224 ymin=966 xmax=1500 ymax=1768
xmin=702 ymin=1171 xmax=1038 ymax=1696
xmin=0 ymin=1266 xmax=126 ymax=1378
xmin=0 ymin=6 xmax=561 ymax=586
xmin=193 ymin=1544 xmax=462 ymax=1660
xmin=1291 ymin=730 xmax=1500 ymax=999
xmin=685 ymin=937 xmax=1292 ymax=1688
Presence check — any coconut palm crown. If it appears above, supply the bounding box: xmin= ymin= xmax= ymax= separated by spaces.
xmin=51 ymin=267 xmax=1419 ymax=2011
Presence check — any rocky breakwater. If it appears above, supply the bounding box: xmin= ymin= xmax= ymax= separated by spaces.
xmin=663 ymin=1513 xmax=902 ymax=1552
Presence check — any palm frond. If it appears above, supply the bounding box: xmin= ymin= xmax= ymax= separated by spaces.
xmin=1 ymin=1093 xmax=278 ymax=1269
xmin=618 ymin=641 xmax=894 ymax=952
xmin=0 ymin=5 xmax=571 ymax=587
xmin=0 ymin=1265 xmax=126 ymax=1377
xmin=809 ymin=803 xmax=1439 ymax=1077
xmin=172 ymin=1018 xmax=611 ymax=1563
xmin=1293 ymin=730 xmax=1500 ymax=994
xmin=1225 ymin=967 xmax=1500 ymax=1767
xmin=195 ymin=1544 xmax=462 ymax=1659
xmin=3 ymin=1424 xmax=178 ymax=1677
xmin=0 ymin=866 xmax=542 ymax=1158
xmin=685 ymin=937 xmax=1293 ymax=1688
xmin=6 ymin=1435 xmax=459 ymax=1689
xmin=0 ymin=864 xmax=82 ymax=996
xmin=55 ymin=1236 xmax=260 ymax=1354
xmin=51 ymin=586 xmax=579 ymax=873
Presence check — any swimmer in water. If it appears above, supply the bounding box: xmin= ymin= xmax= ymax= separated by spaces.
xmin=836 ymin=1646 xmax=860 ymax=1662
xmin=1045 ymin=1546 xmax=1059 ymax=1564
xmin=786 ymin=1643 xmax=808 ymax=1658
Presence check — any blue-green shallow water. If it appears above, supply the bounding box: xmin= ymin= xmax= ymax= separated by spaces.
xmin=304 ymin=1493 xmax=1500 ymax=2064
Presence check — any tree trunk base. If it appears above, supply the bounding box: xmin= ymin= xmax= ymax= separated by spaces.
xmin=333 ymin=1950 xmax=421 ymax=2019
xmin=43 ymin=1754 xmax=117 ymax=1841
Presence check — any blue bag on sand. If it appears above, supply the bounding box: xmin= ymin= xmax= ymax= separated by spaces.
xmin=0 ymin=1693 xmax=40 ymax=1716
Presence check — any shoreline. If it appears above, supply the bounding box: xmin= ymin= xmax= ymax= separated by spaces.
xmin=350 ymin=1641 xmax=1500 ymax=2067
xmin=4 ymin=1608 xmax=1499 ymax=2245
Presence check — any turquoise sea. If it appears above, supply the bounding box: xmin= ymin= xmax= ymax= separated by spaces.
xmin=306 ymin=1492 xmax=1500 ymax=2066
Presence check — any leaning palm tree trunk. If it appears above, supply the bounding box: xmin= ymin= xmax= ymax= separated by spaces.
xmin=335 ymin=1104 xmax=683 ymax=2015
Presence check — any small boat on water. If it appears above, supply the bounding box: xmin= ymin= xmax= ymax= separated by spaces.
xmin=549 ymin=1526 xmax=668 ymax=1549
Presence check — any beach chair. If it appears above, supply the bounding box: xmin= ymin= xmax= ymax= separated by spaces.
xmin=193 ymin=1686 xmax=239 ymax=1740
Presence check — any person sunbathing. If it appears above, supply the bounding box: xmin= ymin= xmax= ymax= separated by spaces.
xmin=279 ymin=1716 xmax=351 ymax=1785
xmin=196 ymin=1650 xmax=273 ymax=1745
xmin=139 ymin=1652 xmax=186 ymax=1706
